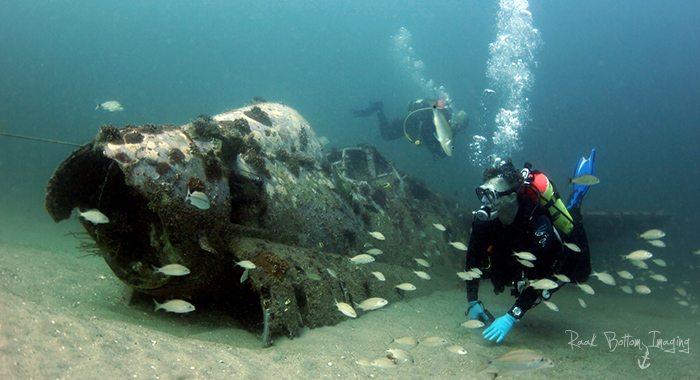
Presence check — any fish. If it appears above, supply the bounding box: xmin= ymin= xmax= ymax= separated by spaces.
xmin=576 ymin=283 xmax=595 ymax=295
xmin=513 ymin=251 xmax=536 ymax=261
xmin=466 ymin=269 xmax=482 ymax=279
xmin=630 ymin=260 xmax=648 ymax=269
xmin=457 ymin=271 xmax=474 ymax=281
xmin=461 ymin=320 xmax=485 ymax=329
xmin=95 ymin=100 xmax=124 ymax=112
xmin=368 ymin=231 xmax=386 ymax=240
xmin=370 ymin=357 xmax=396 ymax=369
xmin=620 ymin=285 xmax=633 ymax=294
xmin=79 ymin=209 xmax=109 ymax=224
xmin=617 ymin=270 xmax=634 ymax=280
xmin=622 ymin=250 xmax=653 ymax=261
xmin=563 ymin=242 xmax=581 ymax=252
xmin=432 ymin=104 xmax=454 ymax=157
xmin=675 ymin=287 xmax=688 ymax=297
xmin=591 ymin=271 xmax=616 ymax=286
xmin=567 ymin=174 xmax=600 ymax=186
xmin=647 ymin=239 xmax=666 ymax=248
xmin=152 ymin=264 xmax=190 ymax=276
xmin=350 ymin=254 xmax=375 ymax=264
xmin=553 ymin=274 xmax=570 ymax=283
xmin=396 ymin=283 xmax=417 ymax=291
xmin=185 ymin=188 xmax=210 ymax=210
xmin=446 ymin=345 xmax=468 ymax=355
xmin=678 ymin=300 xmax=690 ymax=307
xmin=470 ymin=268 xmax=483 ymax=275
xmin=693 ymin=249 xmax=700 ymax=256
xmin=578 ymin=298 xmax=587 ymax=308
xmin=484 ymin=88 xmax=496 ymax=95
xmin=542 ymin=300 xmax=559 ymax=311
xmin=371 ymin=271 xmax=386 ymax=281
xmin=413 ymin=270 xmax=431 ymax=280
xmin=635 ymin=285 xmax=652 ymax=294
xmin=335 ymin=300 xmax=357 ymax=318
xmin=449 ymin=241 xmax=468 ymax=251
xmin=391 ymin=336 xmax=418 ymax=347
xmin=517 ymin=259 xmax=535 ymax=268
xmin=529 ymin=278 xmax=558 ymax=290
xmin=649 ymin=274 xmax=667 ymax=282
xmin=239 ymin=269 xmax=249 ymax=283
xmin=386 ymin=348 xmax=414 ymax=364
xmin=236 ymin=260 xmax=256 ymax=269
xmin=366 ymin=248 xmax=383 ymax=255
xmin=420 ymin=336 xmax=448 ymax=347
xmin=153 ymin=299 xmax=195 ymax=313
xmin=651 ymin=259 xmax=667 ymax=267
xmin=638 ymin=229 xmax=666 ymax=240
xmin=414 ymin=258 xmax=431 ymax=267
xmin=327 ymin=268 xmax=337 ymax=278
xmin=478 ymin=349 xmax=554 ymax=375
xmin=356 ymin=297 xmax=388 ymax=311
xmin=433 ymin=223 xmax=446 ymax=231
xmin=198 ymin=234 xmax=218 ymax=254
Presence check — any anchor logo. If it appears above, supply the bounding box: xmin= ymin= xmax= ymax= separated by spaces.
xmin=637 ymin=350 xmax=650 ymax=369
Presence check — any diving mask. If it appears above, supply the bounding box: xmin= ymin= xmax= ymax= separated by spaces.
xmin=475 ymin=185 xmax=518 ymax=205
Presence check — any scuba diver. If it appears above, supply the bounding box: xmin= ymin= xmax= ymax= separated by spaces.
xmin=465 ymin=150 xmax=596 ymax=343
xmin=351 ymin=99 xmax=469 ymax=159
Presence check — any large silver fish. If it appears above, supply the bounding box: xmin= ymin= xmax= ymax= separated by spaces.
xmin=431 ymin=104 xmax=453 ymax=157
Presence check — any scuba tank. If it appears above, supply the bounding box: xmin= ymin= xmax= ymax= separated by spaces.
xmin=521 ymin=163 xmax=575 ymax=235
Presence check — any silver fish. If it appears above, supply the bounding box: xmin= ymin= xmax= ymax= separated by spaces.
xmin=350 ymin=254 xmax=375 ymax=265
xmin=517 ymin=259 xmax=535 ymax=268
xmin=391 ymin=336 xmax=418 ymax=347
xmin=647 ymin=239 xmax=666 ymax=248
xmin=153 ymin=264 xmax=190 ymax=276
xmin=578 ymin=298 xmax=587 ymax=308
xmin=95 ymin=100 xmax=124 ymax=112
xmin=638 ymin=229 xmax=665 ymax=240
xmin=542 ymin=300 xmax=559 ymax=311
xmin=432 ymin=104 xmax=454 ymax=157
xmin=396 ymin=283 xmax=417 ymax=291
xmin=513 ymin=251 xmax=536 ymax=261
xmin=649 ymin=274 xmax=667 ymax=282
xmin=529 ymin=279 xmax=558 ymax=290
xmin=563 ymin=242 xmax=581 ymax=252
xmin=386 ymin=348 xmax=414 ymax=364
xmin=153 ymin=299 xmax=195 ymax=313
xmin=446 ymin=344 xmax=468 ymax=355
xmin=432 ymin=223 xmax=446 ymax=231
xmin=413 ymin=270 xmax=431 ymax=280
xmin=620 ymin=285 xmax=633 ymax=294
xmin=368 ymin=231 xmax=386 ymax=240
xmin=371 ymin=271 xmax=385 ymax=281
xmin=651 ymin=259 xmax=667 ymax=267
xmin=622 ymin=250 xmax=653 ymax=261
xmin=553 ymin=274 xmax=570 ymax=283
xmin=370 ymin=357 xmax=396 ymax=369
xmin=366 ymin=248 xmax=383 ymax=255
xmin=567 ymin=174 xmax=599 ymax=186
xmin=461 ymin=320 xmax=485 ymax=329
xmin=79 ymin=209 xmax=109 ymax=224
xmin=635 ymin=285 xmax=652 ymax=294
xmin=185 ymin=189 xmax=210 ymax=210
xmin=576 ymin=283 xmax=595 ymax=295
xmin=414 ymin=258 xmax=431 ymax=267
xmin=335 ymin=300 xmax=357 ymax=318
xmin=617 ymin=270 xmax=634 ymax=280
xmin=479 ymin=349 xmax=554 ymax=375
xmin=591 ymin=271 xmax=616 ymax=286
xmin=449 ymin=241 xmax=468 ymax=251
xmin=356 ymin=297 xmax=388 ymax=311
xmin=420 ymin=336 xmax=448 ymax=347
xmin=236 ymin=260 xmax=256 ymax=269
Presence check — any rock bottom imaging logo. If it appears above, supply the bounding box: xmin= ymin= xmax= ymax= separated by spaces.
xmin=565 ymin=330 xmax=690 ymax=369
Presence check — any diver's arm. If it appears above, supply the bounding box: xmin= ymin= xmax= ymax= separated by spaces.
xmin=508 ymin=286 xmax=541 ymax=319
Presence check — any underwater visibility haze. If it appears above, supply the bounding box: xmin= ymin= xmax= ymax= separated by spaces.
xmin=1 ymin=0 xmax=700 ymax=378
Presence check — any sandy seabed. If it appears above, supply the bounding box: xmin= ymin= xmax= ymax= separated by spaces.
xmin=1 ymin=211 xmax=699 ymax=380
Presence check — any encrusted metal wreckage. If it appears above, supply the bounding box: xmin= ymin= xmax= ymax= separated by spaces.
xmin=45 ymin=102 xmax=469 ymax=347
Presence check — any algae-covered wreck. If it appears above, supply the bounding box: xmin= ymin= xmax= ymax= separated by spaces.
xmin=45 ymin=102 xmax=469 ymax=346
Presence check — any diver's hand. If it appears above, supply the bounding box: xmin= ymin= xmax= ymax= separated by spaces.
xmin=468 ymin=300 xmax=489 ymax=322
xmin=482 ymin=314 xmax=516 ymax=343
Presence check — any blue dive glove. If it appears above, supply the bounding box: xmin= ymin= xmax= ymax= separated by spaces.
xmin=482 ymin=314 xmax=516 ymax=343
xmin=468 ymin=301 xmax=487 ymax=321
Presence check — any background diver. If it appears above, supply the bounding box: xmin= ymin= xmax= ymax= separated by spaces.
xmin=465 ymin=150 xmax=596 ymax=343
xmin=351 ymin=99 xmax=469 ymax=159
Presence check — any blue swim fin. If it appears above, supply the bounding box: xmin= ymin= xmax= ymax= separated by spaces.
xmin=350 ymin=101 xmax=383 ymax=117
xmin=567 ymin=148 xmax=596 ymax=209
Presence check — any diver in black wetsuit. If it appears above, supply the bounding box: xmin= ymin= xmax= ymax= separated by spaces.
xmin=465 ymin=155 xmax=595 ymax=343
xmin=351 ymin=99 xmax=469 ymax=159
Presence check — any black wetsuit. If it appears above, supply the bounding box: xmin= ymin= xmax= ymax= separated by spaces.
xmin=377 ymin=100 xmax=454 ymax=158
xmin=465 ymin=194 xmax=591 ymax=318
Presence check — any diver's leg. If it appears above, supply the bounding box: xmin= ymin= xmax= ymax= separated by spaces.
xmin=378 ymin=113 xmax=404 ymax=140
